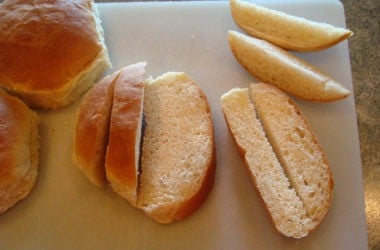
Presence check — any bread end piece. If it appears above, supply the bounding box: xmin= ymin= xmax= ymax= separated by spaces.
xmin=137 ymin=72 xmax=215 ymax=223
xmin=228 ymin=30 xmax=350 ymax=102
xmin=0 ymin=91 xmax=40 ymax=214
xmin=230 ymin=0 xmax=353 ymax=52
xmin=73 ymin=70 xmax=121 ymax=187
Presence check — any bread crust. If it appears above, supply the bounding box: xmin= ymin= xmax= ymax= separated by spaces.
xmin=0 ymin=0 xmax=110 ymax=109
xmin=73 ymin=70 xmax=121 ymax=187
xmin=105 ymin=62 xmax=147 ymax=206
xmin=0 ymin=91 xmax=40 ymax=214
xmin=230 ymin=0 xmax=353 ymax=52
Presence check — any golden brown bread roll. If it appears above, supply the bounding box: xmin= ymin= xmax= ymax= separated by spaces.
xmin=0 ymin=91 xmax=40 ymax=214
xmin=0 ymin=0 xmax=110 ymax=109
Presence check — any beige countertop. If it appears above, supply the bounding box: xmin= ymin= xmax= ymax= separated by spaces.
xmin=94 ymin=0 xmax=379 ymax=249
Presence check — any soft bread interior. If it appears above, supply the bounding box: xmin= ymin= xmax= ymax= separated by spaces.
xmin=221 ymin=88 xmax=315 ymax=238
xmin=137 ymin=72 xmax=215 ymax=223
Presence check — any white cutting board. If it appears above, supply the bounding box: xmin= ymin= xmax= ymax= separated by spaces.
xmin=0 ymin=1 xmax=368 ymax=249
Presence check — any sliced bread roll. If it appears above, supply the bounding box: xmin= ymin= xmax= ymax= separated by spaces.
xmin=137 ymin=72 xmax=215 ymax=223
xmin=0 ymin=0 xmax=110 ymax=109
xmin=105 ymin=62 xmax=147 ymax=206
xmin=249 ymin=83 xmax=333 ymax=226
xmin=230 ymin=0 xmax=353 ymax=52
xmin=221 ymin=83 xmax=333 ymax=238
xmin=73 ymin=70 xmax=121 ymax=187
xmin=0 ymin=91 xmax=40 ymax=214
xmin=221 ymin=88 xmax=315 ymax=238
xmin=228 ymin=31 xmax=350 ymax=102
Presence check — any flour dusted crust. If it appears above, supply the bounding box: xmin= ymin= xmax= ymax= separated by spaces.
xmin=0 ymin=0 xmax=110 ymax=109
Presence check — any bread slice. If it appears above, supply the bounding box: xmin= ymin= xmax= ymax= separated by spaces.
xmin=220 ymin=83 xmax=333 ymax=238
xmin=0 ymin=91 xmax=40 ymax=214
xmin=0 ymin=0 xmax=110 ymax=109
xmin=137 ymin=72 xmax=215 ymax=223
xmin=249 ymin=83 xmax=333 ymax=226
xmin=230 ymin=0 xmax=353 ymax=52
xmin=228 ymin=30 xmax=350 ymax=102
xmin=221 ymin=88 xmax=316 ymax=238
xmin=73 ymin=70 xmax=121 ymax=187
xmin=105 ymin=62 xmax=147 ymax=206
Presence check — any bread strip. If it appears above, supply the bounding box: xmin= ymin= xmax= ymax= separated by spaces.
xmin=137 ymin=72 xmax=215 ymax=223
xmin=249 ymin=83 xmax=333 ymax=225
xmin=228 ymin=31 xmax=350 ymax=102
xmin=221 ymin=88 xmax=315 ymax=238
xmin=0 ymin=91 xmax=40 ymax=214
xmin=230 ymin=0 xmax=353 ymax=52
xmin=73 ymin=70 xmax=121 ymax=187
xmin=105 ymin=62 xmax=147 ymax=206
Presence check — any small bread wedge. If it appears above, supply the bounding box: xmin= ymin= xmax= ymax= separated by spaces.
xmin=228 ymin=31 xmax=350 ymax=102
xmin=105 ymin=62 xmax=147 ymax=206
xmin=221 ymin=83 xmax=333 ymax=238
xmin=137 ymin=72 xmax=215 ymax=223
xmin=230 ymin=0 xmax=353 ymax=52
xmin=73 ymin=70 xmax=121 ymax=187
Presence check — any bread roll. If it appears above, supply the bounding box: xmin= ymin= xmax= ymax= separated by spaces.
xmin=221 ymin=83 xmax=333 ymax=238
xmin=137 ymin=72 xmax=215 ymax=223
xmin=228 ymin=30 xmax=350 ymax=102
xmin=0 ymin=0 xmax=110 ymax=109
xmin=73 ymin=70 xmax=121 ymax=187
xmin=0 ymin=91 xmax=40 ymax=214
xmin=105 ymin=62 xmax=147 ymax=206
xmin=230 ymin=0 xmax=353 ymax=52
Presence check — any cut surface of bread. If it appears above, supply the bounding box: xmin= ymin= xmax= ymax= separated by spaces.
xmin=105 ymin=62 xmax=147 ymax=206
xmin=73 ymin=70 xmax=121 ymax=187
xmin=221 ymin=83 xmax=333 ymax=238
xmin=249 ymin=83 xmax=333 ymax=226
xmin=137 ymin=72 xmax=215 ymax=223
xmin=0 ymin=91 xmax=40 ymax=214
xmin=230 ymin=0 xmax=353 ymax=52
xmin=0 ymin=0 xmax=111 ymax=109
xmin=221 ymin=88 xmax=316 ymax=238
xmin=228 ymin=30 xmax=350 ymax=102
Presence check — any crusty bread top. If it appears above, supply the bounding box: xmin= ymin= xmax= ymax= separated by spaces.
xmin=73 ymin=70 xmax=121 ymax=187
xmin=221 ymin=88 xmax=316 ymax=238
xmin=138 ymin=72 xmax=215 ymax=223
xmin=228 ymin=30 xmax=350 ymax=102
xmin=105 ymin=62 xmax=147 ymax=206
xmin=230 ymin=0 xmax=353 ymax=52
xmin=0 ymin=90 xmax=40 ymax=213
xmin=249 ymin=83 xmax=333 ymax=225
xmin=0 ymin=0 xmax=110 ymax=108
